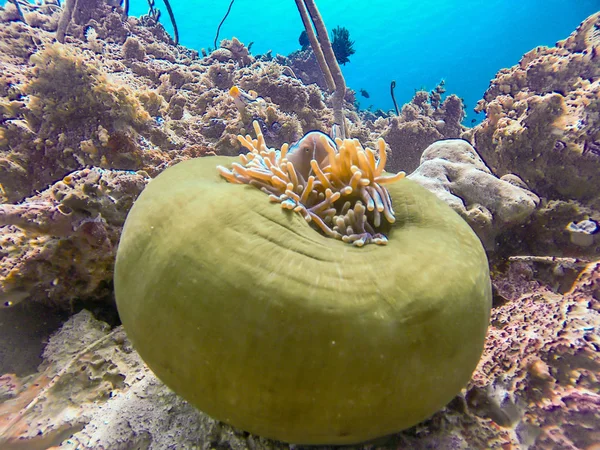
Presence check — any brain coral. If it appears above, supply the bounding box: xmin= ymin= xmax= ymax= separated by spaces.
xmin=115 ymin=129 xmax=492 ymax=444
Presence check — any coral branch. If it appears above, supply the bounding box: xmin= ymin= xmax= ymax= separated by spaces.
xmin=296 ymin=0 xmax=348 ymax=139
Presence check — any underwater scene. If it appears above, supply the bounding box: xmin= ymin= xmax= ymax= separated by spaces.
xmin=0 ymin=0 xmax=598 ymax=448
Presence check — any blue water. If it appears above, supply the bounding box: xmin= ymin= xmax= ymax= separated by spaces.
xmin=130 ymin=0 xmax=598 ymax=124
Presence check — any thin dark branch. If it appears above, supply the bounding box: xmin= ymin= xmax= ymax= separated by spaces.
xmin=390 ymin=80 xmax=399 ymax=116
xmin=214 ymin=0 xmax=235 ymax=49
xmin=162 ymin=0 xmax=178 ymax=45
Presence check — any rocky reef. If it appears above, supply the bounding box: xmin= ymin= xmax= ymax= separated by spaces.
xmin=463 ymin=13 xmax=600 ymax=258
xmin=0 ymin=1 xmax=599 ymax=448
xmin=465 ymin=14 xmax=599 ymax=210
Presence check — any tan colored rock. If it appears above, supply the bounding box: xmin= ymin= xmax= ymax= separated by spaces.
xmin=409 ymin=139 xmax=539 ymax=248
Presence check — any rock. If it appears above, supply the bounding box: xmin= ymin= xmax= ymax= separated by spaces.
xmin=463 ymin=12 xmax=600 ymax=210
xmin=409 ymin=139 xmax=539 ymax=249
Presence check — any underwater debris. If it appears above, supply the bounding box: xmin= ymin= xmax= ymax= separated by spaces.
xmin=218 ymin=121 xmax=405 ymax=246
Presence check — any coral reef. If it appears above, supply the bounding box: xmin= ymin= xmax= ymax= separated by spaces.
xmin=1 ymin=39 xmax=170 ymax=204
xmin=211 ymin=37 xmax=253 ymax=67
xmin=369 ymin=85 xmax=467 ymax=174
xmin=0 ymin=0 xmax=346 ymax=310
xmin=408 ymin=139 xmax=539 ymax=249
xmin=464 ymin=12 xmax=600 ymax=210
xmin=467 ymin=259 xmax=600 ymax=449
xmin=282 ymin=48 xmax=328 ymax=91
xmin=0 ymin=167 xmax=148 ymax=308
xmin=494 ymin=198 xmax=600 ymax=260
xmin=0 ymin=1 xmax=598 ymax=448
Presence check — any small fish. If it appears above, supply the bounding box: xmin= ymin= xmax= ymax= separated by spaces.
xmin=229 ymin=86 xmax=263 ymax=112
xmin=286 ymin=130 xmax=337 ymax=180
xmin=0 ymin=288 xmax=29 ymax=308
xmin=359 ymin=89 xmax=370 ymax=98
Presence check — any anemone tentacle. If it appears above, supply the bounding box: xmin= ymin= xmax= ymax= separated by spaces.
xmin=216 ymin=121 xmax=406 ymax=246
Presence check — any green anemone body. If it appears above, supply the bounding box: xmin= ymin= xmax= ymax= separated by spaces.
xmin=114 ymin=155 xmax=491 ymax=445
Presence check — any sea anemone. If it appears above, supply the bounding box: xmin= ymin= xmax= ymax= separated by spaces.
xmin=217 ymin=121 xmax=405 ymax=246
xmin=114 ymin=141 xmax=492 ymax=444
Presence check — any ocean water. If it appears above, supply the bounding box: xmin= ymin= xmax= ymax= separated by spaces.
xmin=130 ymin=0 xmax=599 ymax=123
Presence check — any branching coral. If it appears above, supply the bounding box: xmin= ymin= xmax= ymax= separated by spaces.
xmin=217 ymin=121 xmax=405 ymax=246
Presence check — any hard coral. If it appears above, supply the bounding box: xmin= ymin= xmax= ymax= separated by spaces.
xmin=210 ymin=37 xmax=254 ymax=67
xmin=26 ymin=43 xmax=150 ymax=129
xmin=376 ymin=87 xmax=466 ymax=173
xmin=0 ymin=42 xmax=169 ymax=203
xmin=467 ymin=259 xmax=600 ymax=449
